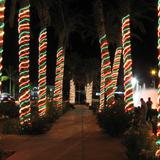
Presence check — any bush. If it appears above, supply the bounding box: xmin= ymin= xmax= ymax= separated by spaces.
xmin=2 ymin=119 xmax=20 ymax=134
xmin=62 ymin=102 xmax=74 ymax=114
xmin=45 ymin=102 xmax=60 ymax=123
xmin=97 ymin=103 xmax=132 ymax=137
xmin=2 ymin=101 xmax=72 ymax=135
xmin=123 ymin=125 xmax=157 ymax=160
xmin=31 ymin=117 xmax=49 ymax=134
xmin=0 ymin=149 xmax=14 ymax=160
xmin=0 ymin=103 xmax=19 ymax=118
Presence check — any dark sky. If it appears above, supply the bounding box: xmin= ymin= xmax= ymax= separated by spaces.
xmin=2 ymin=0 xmax=158 ymax=90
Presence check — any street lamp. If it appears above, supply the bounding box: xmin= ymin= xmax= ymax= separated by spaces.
xmin=150 ymin=69 xmax=157 ymax=88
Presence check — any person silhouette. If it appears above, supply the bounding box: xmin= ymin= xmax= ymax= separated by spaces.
xmin=140 ymin=98 xmax=147 ymax=124
xmin=146 ymin=97 xmax=153 ymax=122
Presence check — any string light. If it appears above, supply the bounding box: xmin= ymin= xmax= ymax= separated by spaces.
xmin=0 ymin=0 xmax=5 ymax=94
xmin=99 ymin=59 xmax=105 ymax=111
xmin=112 ymin=47 xmax=122 ymax=93
xmin=99 ymin=34 xmax=114 ymax=108
xmin=122 ymin=14 xmax=134 ymax=112
xmin=53 ymin=47 xmax=65 ymax=108
xmin=18 ymin=4 xmax=31 ymax=125
xmin=85 ymin=81 xmax=93 ymax=106
xmin=156 ymin=0 xmax=160 ymax=157
xmin=88 ymin=82 xmax=93 ymax=106
xmin=38 ymin=28 xmax=47 ymax=116
xmin=69 ymin=79 xmax=75 ymax=104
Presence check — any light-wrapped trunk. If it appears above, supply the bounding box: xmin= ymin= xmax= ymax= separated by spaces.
xmin=94 ymin=0 xmax=114 ymax=110
xmin=156 ymin=0 xmax=160 ymax=157
xmin=38 ymin=28 xmax=47 ymax=116
xmin=53 ymin=47 xmax=65 ymax=108
xmin=0 ymin=0 xmax=5 ymax=94
xmin=121 ymin=14 xmax=134 ymax=112
xmin=85 ymin=81 xmax=93 ymax=106
xmin=112 ymin=47 xmax=122 ymax=93
xmin=69 ymin=79 xmax=75 ymax=104
xmin=18 ymin=1 xmax=31 ymax=125
xmin=99 ymin=35 xmax=114 ymax=107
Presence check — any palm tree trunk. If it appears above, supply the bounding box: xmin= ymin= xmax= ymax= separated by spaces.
xmin=12 ymin=81 xmax=15 ymax=98
xmin=9 ymin=0 xmax=17 ymax=27
xmin=38 ymin=27 xmax=47 ymax=116
xmin=9 ymin=75 xmax=12 ymax=95
xmin=69 ymin=78 xmax=75 ymax=104
xmin=112 ymin=47 xmax=122 ymax=93
xmin=18 ymin=0 xmax=31 ymax=126
xmin=156 ymin=0 xmax=160 ymax=157
xmin=99 ymin=35 xmax=114 ymax=107
xmin=88 ymin=81 xmax=93 ymax=106
xmin=53 ymin=32 xmax=65 ymax=109
xmin=94 ymin=0 xmax=114 ymax=110
xmin=85 ymin=83 xmax=89 ymax=104
xmin=121 ymin=14 xmax=134 ymax=112
xmin=0 ymin=0 xmax=5 ymax=94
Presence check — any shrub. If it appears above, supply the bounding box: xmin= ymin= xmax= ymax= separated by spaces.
xmin=0 ymin=103 xmax=19 ymax=118
xmin=97 ymin=103 xmax=132 ymax=137
xmin=45 ymin=102 xmax=60 ymax=123
xmin=123 ymin=125 xmax=157 ymax=160
xmin=2 ymin=119 xmax=20 ymax=134
xmin=62 ymin=102 xmax=74 ymax=114
xmin=31 ymin=117 xmax=49 ymax=134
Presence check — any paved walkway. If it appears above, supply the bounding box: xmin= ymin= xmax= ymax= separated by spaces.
xmin=2 ymin=105 xmax=128 ymax=160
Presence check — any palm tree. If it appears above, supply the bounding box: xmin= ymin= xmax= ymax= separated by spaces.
xmin=112 ymin=47 xmax=122 ymax=93
xmin=93 ymin=0 xmax=115 ymax=109
xmin=117 ymin=0 xmax=154 ymax=111
xmin=156 ymin=0 xmax=160 ymax=157
xmin=0 ymin=0 xmax=6 ymax=94
xmin=51 ymin=0 xmax=86 ymax=108
xmin=38 ymin=28 xmax=47 ymax=116
xmin=18 ymin=0 xmax=31 ymax=126
xmin=32 ymin=0 xmax=50 ymax=116
xmin=69 ymin=78 xmax=75 ymax=104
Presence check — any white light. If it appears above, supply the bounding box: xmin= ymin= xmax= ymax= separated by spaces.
xmin=131 ymin=77 xmax=138 ymax=87
xmin=158 ymin=70 xmax=160 ymax=78
xmin=96 ymin=92 xmax=100 ymax=96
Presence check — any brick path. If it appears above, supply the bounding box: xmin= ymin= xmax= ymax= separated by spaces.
xmin=2 ymin=105 xmax=128 ymax=160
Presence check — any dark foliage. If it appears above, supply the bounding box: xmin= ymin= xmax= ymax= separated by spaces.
xmin=0 ymin=103 xmax=19 ymax=118
xmin=2 ymin=119 xmax=20 ymax=134
xmin=19 ymin=102 xmax=73 ymax=135
xmin=97 ymin=102 xmax=132 ymax=137
xmin=62 ymin=102 xmax=74 ymax=114
xmin=123 ymin=125 xmax=157 ymax=160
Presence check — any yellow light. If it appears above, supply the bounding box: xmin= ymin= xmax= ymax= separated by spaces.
xmin=151 ymin=69 xmax=157 ymax=76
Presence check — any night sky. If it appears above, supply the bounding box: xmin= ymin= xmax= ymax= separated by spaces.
xmin=1 ymin=0 xmax=158 ymax=92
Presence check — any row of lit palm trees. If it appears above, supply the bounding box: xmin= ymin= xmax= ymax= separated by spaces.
xmin=0 ymin=0 xmax=154 ymax=123
xmin=1 ymin=0 xmax=160 ymax=156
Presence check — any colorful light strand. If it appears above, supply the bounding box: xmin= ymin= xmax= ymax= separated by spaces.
xmin=53 ymin=47 xmax=65 ymax=108
xmin=112 ymin=47 xmax=122 ymax=93
xmin=0 ymin=0 xmax=5 ymax=94
xmin=121 ymin=14 xmax=134 ymax=112
xmin=18 ymin=3 xmax=31 ymax=125
xmin=38 ymin=28 xmax=47 ymax=116
xmin=156 ymin=0 xmax=160 ymax=157
xmin=99 ymin=58 xmax=105 ymax=111
xmin=99 ymin=34 xmax=114 ymax=107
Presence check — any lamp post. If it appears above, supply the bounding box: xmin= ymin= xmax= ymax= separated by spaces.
xmin=150 ymin=69 xmax=157 ymax=88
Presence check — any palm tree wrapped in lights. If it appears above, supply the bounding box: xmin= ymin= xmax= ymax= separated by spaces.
xmin=18 ymin=0 xmax=31 ymax=126
xmin=33 ymin=0 xmax=51 ymax=116
xmin=0 ymin=0 xmax=5 ymax=94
